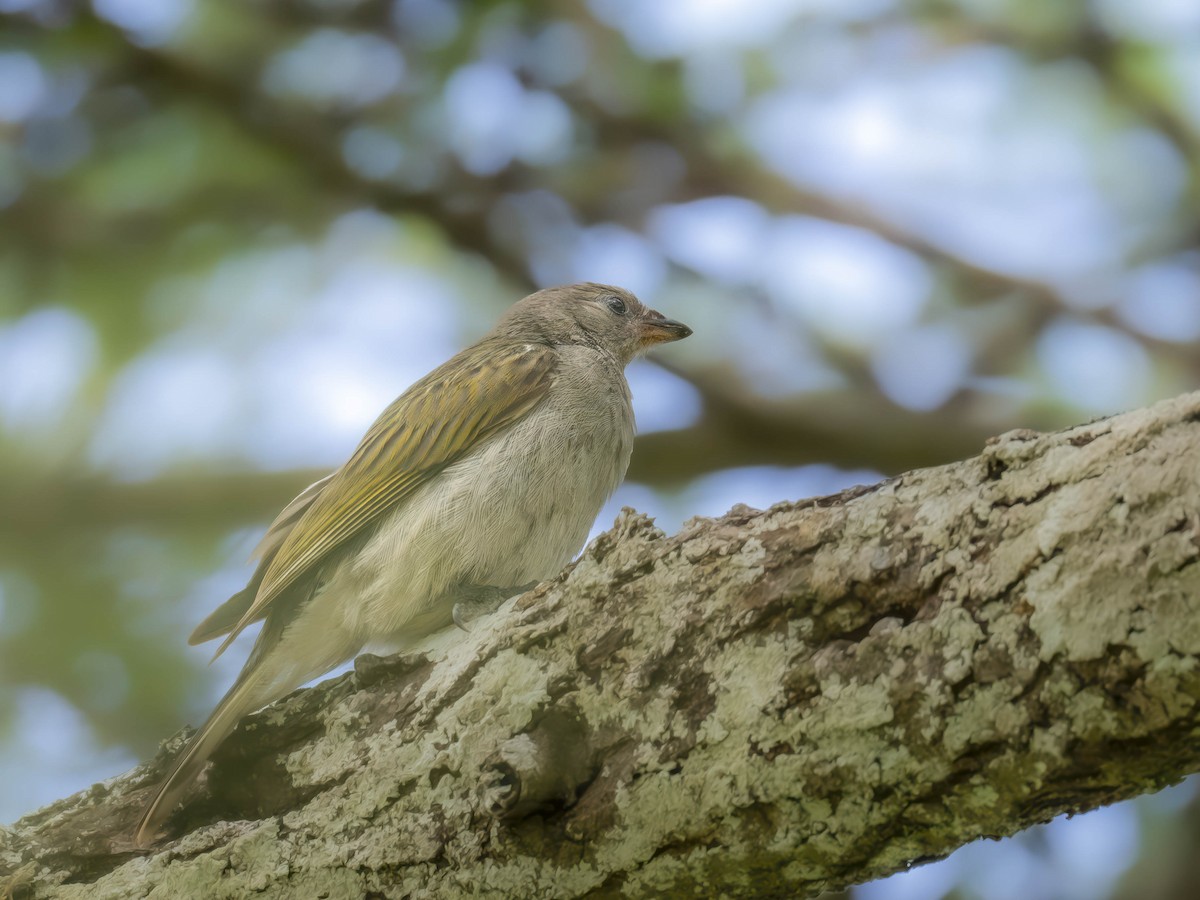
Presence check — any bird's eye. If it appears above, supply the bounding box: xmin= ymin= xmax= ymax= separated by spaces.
xmin=605 ymin=295 xmax=627 ymax=315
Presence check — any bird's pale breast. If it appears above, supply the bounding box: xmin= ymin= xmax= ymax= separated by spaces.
xmin=333 ymin=345 xmax=635 ymax=641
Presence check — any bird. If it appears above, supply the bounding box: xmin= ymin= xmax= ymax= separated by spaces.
xmin=133 ymin=282 xmax=692 ymax=845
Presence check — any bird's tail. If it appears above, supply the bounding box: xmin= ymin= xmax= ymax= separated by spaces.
xmin=133 ymin=667 xmax=272 ymax=847
xmin=134 ymin=582 xmax=363 ymax=847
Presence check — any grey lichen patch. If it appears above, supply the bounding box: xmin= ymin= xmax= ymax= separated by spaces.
xmin=14 ymin=391 xmax=1200 ymax=898
xmin=940 ymin=682 xmax=1027 ymax=754
xmin=282 ymin=702 xmax=371 ymax=787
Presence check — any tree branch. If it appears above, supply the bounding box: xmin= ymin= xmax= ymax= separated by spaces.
xmin=0 ymin=389 xmax=1013 ymax=543
xmin=5 ymin=390 xmax=1200 ymax=897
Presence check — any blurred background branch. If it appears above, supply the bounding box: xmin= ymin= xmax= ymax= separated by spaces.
xmin=2 ymin=0 xmax=1200 ymax=897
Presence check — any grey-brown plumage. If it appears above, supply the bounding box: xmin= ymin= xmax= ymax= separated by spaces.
xmin=134 ymin=282 xmax=691 ymax=845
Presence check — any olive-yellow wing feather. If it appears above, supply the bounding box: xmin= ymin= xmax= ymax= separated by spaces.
xmin=208 ymin=339 xmax=557 ymax=659
xmin=187 ymin=472 xmax=336 ymax=646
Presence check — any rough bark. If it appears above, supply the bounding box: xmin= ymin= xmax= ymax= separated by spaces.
xmin=6 ymin=391 xmax=1200 ymax=899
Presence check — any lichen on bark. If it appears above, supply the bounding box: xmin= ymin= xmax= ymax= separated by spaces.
xmin=5 ymin=391 xmax=1200 ymax=899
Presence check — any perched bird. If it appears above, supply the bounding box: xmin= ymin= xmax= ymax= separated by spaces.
xmin=134 ymin=282 xmax=691 ymax=845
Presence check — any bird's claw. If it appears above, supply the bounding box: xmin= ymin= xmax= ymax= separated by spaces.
xmin=452 ymin=581 xmax=539 ymax=632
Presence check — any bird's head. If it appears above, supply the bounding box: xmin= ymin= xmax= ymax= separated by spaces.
xmin=498 ymin=282 xmax=692 ymax=364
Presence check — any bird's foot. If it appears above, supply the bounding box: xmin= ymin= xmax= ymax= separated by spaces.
xmin=452 ymin=581 xmax=539 ymax=631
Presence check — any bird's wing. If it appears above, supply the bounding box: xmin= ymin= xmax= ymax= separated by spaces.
xmin=188 ymin=473 xmax=337 ymax=646
xmin=208 ymin=340 xmax=557 ymax=659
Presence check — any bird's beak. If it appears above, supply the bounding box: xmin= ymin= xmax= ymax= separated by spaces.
xmin=638 ymin=308 xmax=693 ymax=347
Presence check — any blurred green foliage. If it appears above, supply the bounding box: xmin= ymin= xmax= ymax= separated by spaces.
xmin=2 ymin=0 xmax=1200 ymax=896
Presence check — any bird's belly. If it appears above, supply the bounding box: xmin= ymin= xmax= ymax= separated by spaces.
xmin=336 ymin=397 xmax=633 ymax=640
